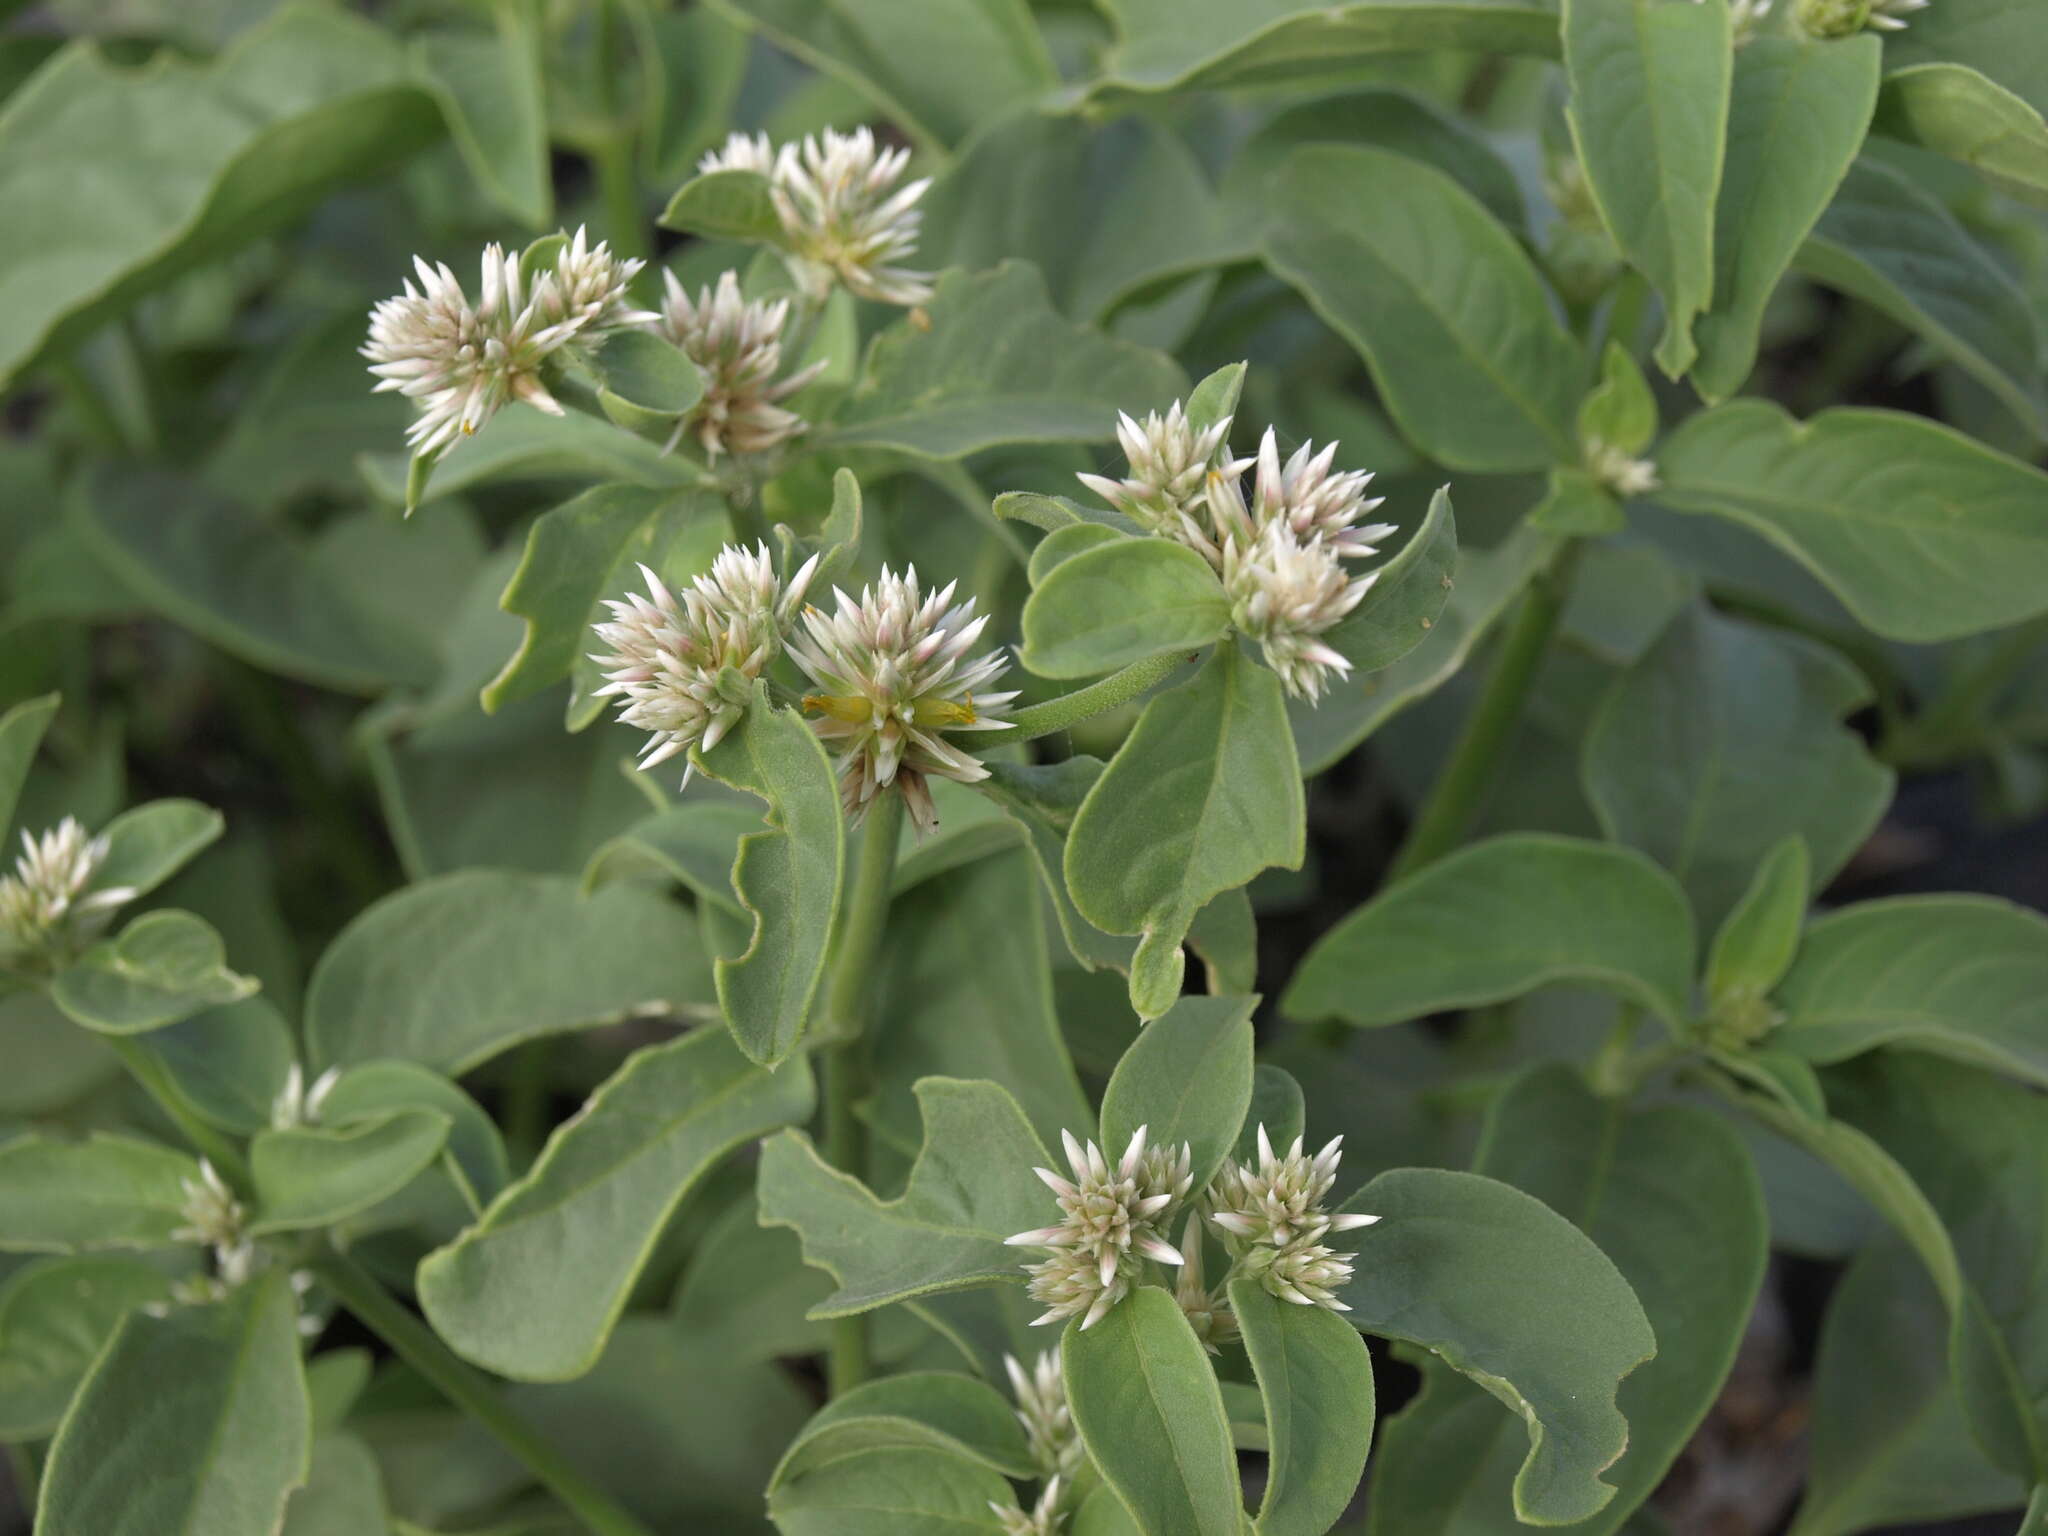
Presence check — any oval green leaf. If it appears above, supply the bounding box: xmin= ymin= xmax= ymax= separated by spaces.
xmin=1231 ymin=1275 xmax=1375 ymax=1536
xmin=1022 ymin=538 xmax=1231 ymax=678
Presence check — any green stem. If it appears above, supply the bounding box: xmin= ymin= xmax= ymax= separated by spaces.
xmin=1587 ymin=1005 xmax=1643 ymax=1097
xmin=109 ymin=1037 xmax=250 ymax=1190
xmin=590 ymin=0 xmax=647 ymax=266
xmin=818 ymin=789 xmax=905 ymax=1397
xmin=311 ymin=1253 xmax=654 ymax=1536
xmin=1386 ymin=545 xmax=1579 ymax=883
xmin=957 ymin=650 xmax=1192 ymax=745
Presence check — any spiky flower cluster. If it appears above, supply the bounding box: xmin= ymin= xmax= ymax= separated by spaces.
xmin=994 ymin=1478 xmax=1066 ymax=1536
xmin=1007 ymin=1127 xmax=1193 ymax=1330
xmin=1586 ymin=440 xmax=1661 ymax=498
xmin=702 ymin=127 xmax=933 ymax=306
xmin=593 ymin=547 xmax=819 ymax=777
xmin=1792 ymin=0 xmax=1924 ymax=33
xmin=169 ymin=1158 xmax=256 ymax=1296
xmin=1170 ymin=1212 xmax=1239 ymax=1355
xmin=1206 ymin=1126 xmax=1379 ymax=1311
xmin=790 ymin=568 xmax=1016 ymax=837
xmin=659 ymin=270 xmax=825 ymax=459
xmin=0 ymin=817 xmax=132 ymax=968
xmin=363 ymin=227 xmax=655 ymax=463
xmin=1077 ymin=405 xmax=1396 ymax=701
xmin=992 ymin=1350 xmax=1082 ymax=1535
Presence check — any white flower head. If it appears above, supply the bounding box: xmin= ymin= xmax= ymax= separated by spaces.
xmin=768 ymin=127 xmax=933 ymax=306
xmin=699 ymin=130 xmax=777 ymax=177
xmin=1005 ymin=1348 xmax=1084 ymax=1483
xmin=1008 ymin=1126 xmax=1191 ymax=1330
xmin=992 ymin=1475 xmax=1067 ymax=1536
xmin=271 ymin=1063 xmax=341 ymax=1131
xmin=1586 ymin=440 xmax=1660 ymax=498
xmin=542 ymin=224 xmax=660 ymax=340
xmin=1207 ymin=1125 xmax=1380 ymax=1251
xmin=789 ymin=567 xmax=1016 ymax=838
xmin=172 ymin=1159 xmax=246 ymax=1252
xmin=592 ymin=545 xmax=819 ymax=779
xmin=1076 ymin=402 xmax=1246 ymax=532
xmin=660 ymin=270 xmax=826 ymax=459
xmin=1223 ymin=523 xmax=1374 ymax=702
xmin=0 ymin=817 xmax=132 ymax=966
xmin=1259 ymin=1240 xmax=1356 ymax=1310
xmin=1172 ymin=1212 xmax=1239 ymax=1354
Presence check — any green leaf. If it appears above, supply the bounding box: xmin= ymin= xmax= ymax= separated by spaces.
xmin=52 ymin=910 xmax=258 ymax=1035
xmin=826 ymin=263 xmax=1188 ymax=459
xmin=692 ymin=695 xmax=847 ymax=1067
xmin=1655 ymin=400 xmax=2048 ymax=643
xmin=994 ymin=491 xmax=1143 ymax=538
xmin=1580 ymin=603 xmax=1892 ymax=934
xmin=1337 ymin=1166 xmax=1656 ymax=1525
xmin=1530 ymin=467 xmax=1625 ymax=537
xmin=37 ymin=1269 xmax=310 ymax=1536
xmin=249 ymin=1111 xmax=451 ymax=1236
xmin=756 ymin=1076 xmax=1050 ymax=1317
xmin=131 ymin=998 xmax=295 ymax=1136
xmin=1066 ymin=645 xmax=1304 ymax=1018
xmin=1374 ymin=1066 xmax=1765 ymax=1534
xmin=0 ymin=1134 xmax=200 ymax=1252
xmin=1262 ymin=145 xmax=1585 ymax=471
xmin=1098 ymin=994 xmax=1256 ymax=1198
xmin=1790 ymin=1238 xmax=2023 ymax=1536
xmin=658 ymin=166 xmax=782 ymax=243
xmin=590 ymin=330 xmax=707 ymax=434
xmin=1799 ymin=157 xmax=2045 ymax=438
xmin=1704 ymin=835 xmax=1810 ymax=1008
xmin=1876 ymin=63 xmax=2048 ymax=203
xmin=1064 ymin=1286 xmax=1241 ymax=1536
xmin=317 ymin=1060 xmax=508 ymax=1211
xmin=92 ymin=798 xmax=223 ymax=901
xmin=1690 ymin=36 xmax=1881 ymax=402
xmin=768 ymin=1434 xmax=1011 ymax=1534
xmin=418 ymin=1027 xmax=813 ymax=1380
xmin=583 ymin=796 xmax=757 ymax=912
xmin=1320 ymin=485 xmax=1458 ymax=673
xmin=0 ymin=4 xmax=440 ymax=386
xmin=1022 ymin=539 xmax=1231 ymax=678
xmin=1578 ymin=343 xmax=1658 ymax=458
xmin=0 ymin=691 xmax=58 ymax=838
xmin=484 ymin=484 xmax=728 ymax=719
xmin=1231 ymin=1276 xmax=1374 ymax=1536
xmin=781 ymin=1373 xmax=1036 ymax=1480
xmin=1027 ymin=523 xmax=1128 ymax=587
xmin=1773 ymin=896 xmax=2048 ymax=1091
xmin=0 ymin=1255 xmax=174 ymax=1438
xmin=412 ymin=17 xmax=550 ymax=229
xmin=1285 ymin=834 xmax=1695 ymax=1028
xmin=281 ymin=1434 xmax=390 ymax=1536
xmin=305 ymin=871 xmax=711 ymax=1075
xmin=705 ymin=0 xmax=1055 ymax=149
xmin=361 ymin=406 xmax=713 ymax=509
xmin=1563 ymin=0 xmax=1730 ymax=374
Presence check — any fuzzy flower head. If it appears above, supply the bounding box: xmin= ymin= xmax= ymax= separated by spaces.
xmin=1171 ymin=1213 xmax=1239 ymax=1355
xmin=172 ymin=1159 xmax=246 ymax=1253
xmin=789 ymin=568 xmax=1015 ymax=837
xmin=1794 ymin=0 xmax=1923 ymax=33
xmin=544 ymin=226 xmax=658 ymax=340
xmin=1253 ymin=1240 xmax=1357 ymax=1311
xmin=0 ymin=817 xmax=132 ymax=968
xmin=592 ymin=546 xmax=819 ymax=777
xmin=1209 ymin=1126 xmax=1380 ymax=1252
xmin=1008 ymin=1126 xmax=1191 ymax=1330
xmin=992 ymin=1476 xmax=1067 ymax=1536
xmin=660 ymin=270 xmax=825 ymax=459
xmin=1223 ymin=523 xmax=1374 ymax=702
xmin=1005 ymin=1349 xmax=1084 ymax=1483
xmin=1076 ymin=403 xmax=1245 ymax=532
xmin=769 ymin=127 xmax=933 ymax=306
xmin=1586 ymin=440 xmax=1660 ymax=498
xmin=699 ymin=130 xmax=778 ymax=178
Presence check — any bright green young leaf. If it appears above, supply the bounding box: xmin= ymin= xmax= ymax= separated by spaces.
xmin=1876 ymin=63 xmax=2048 ymax=202
xmin=1026 ymin=523 xmax=1127 ymax=588
xmin=1063 ymin=1286 xmax=1242 ymax=1536
xmin=412 ymin=15 xmax=549 ymax=228
xmin=1705 ymin=835 xmax=1810 ymax=1008
xmin=1690 ymin=36 xmax=1881 ymax=401
xmin=0 ymin=1134 xmax=200 ymax=1253
xmin=658 ymin=167 xmax=783 ymax=243
xmin=692 ymin=694 xmax=847 ymax=1067
xmin=0 ymin=1255 xmax=174 ymax=1438
xmin=1773 ymin=895 xmax=2048 ymax=1091
xmin=1232 ymin=1275 xmax=1374 ymax=1536
xmin=92 ymin=798 xmax=224 ymax=902
xmin=1337 ymin=1166 xmax=1657 ymax=1525
xmin=1263 ymin=145 xmax=1585 ymax=471
xmin=1021 ymin=539 xmax=1231 ymax=678
xmin=36 ymin=1269 xmax=310 ymax=1536
xmin=1066 ymin=645 xmax=1304 ymax=1018
xmin=0 ymin=4 xmax=440 ymax=387
xmin=1790 ymin=1238 xmax=2023 ymax=1536
xmin=305 ymin=871 xmax=710 ymax=1074
xmin=281 ymin=1433 xmax=390 ymax=1536
xmin=249 ymin=1111 xmax=450 ymax=1235
xmin=1799 ymin=157 xmax=2046 ymax=438
xmin=0 ymin=691 xmax=58 ymax=837
xmin=1580 ymin=603 xmax=1891 ymax=934
xmin=1656 ymin=400 xmax=2048 ymax=643
xmin=1563 ymin=0 xmax=1730 ymax=375
xmin=827 ymin=263 xmax=1186 ymax=459
xmin=317 ymin=1060 xmax=509 ymax=1211
xmin=418 ymin=1027 xmax=813 ymax=1380
xmin=756 ymin=1076 xmax=1050 ymax=1317
xmin=1285 ymin=834 xmax=1696 ymax=1028
xmin=484 ymin=483 xmax=728 ymax=719
xmin=52 ymin=910 xmax=258 ymax=1035
xmin=1578 ymin=343 xmax=1657 ymax=458
xmin=781 ymin=1373 xmax=1036 ymax=1480
xmin=1098 ymin=994 xmax=1256 ymax=1198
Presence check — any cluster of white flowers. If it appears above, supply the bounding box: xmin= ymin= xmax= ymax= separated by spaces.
xmin=592 ymin=546 xmax=820 ymax=776
xmin=1006 ymin=1126 xmax=1193 ymax=1330
xmin=1207 ymin=1126 xmax=1379 ymax=1311
xmin=363 ymin=227 xmax=655 ymax=463
xmin=271 ymin=1062 xmax=341 ymax=1131
xmin=789 ymin=569 xmax=1016 ymax=837
xmin=992 ymin=1349 xmax=1082 ymax=1535
xmin=1079 ymin=405 xmax=1396 ymax=701
xmin=1774 ymin=0 xmax=1924 ymax=35
xmin=1585 ymin=439 xmax=1661 ymax=498
xmin=660 ymin=270 xmax=825 ymax=459
xmin=0 ymin=817 xmax=133 ymax=967
xmin=165 ymin=1158 xmax=260 ymax=1304
xmin=702 ymin=126 xmax=933 ymax=306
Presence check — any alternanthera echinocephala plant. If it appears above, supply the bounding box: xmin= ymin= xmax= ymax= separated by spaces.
xmin=6 ymin=1 xmax=2048 ymax=1533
